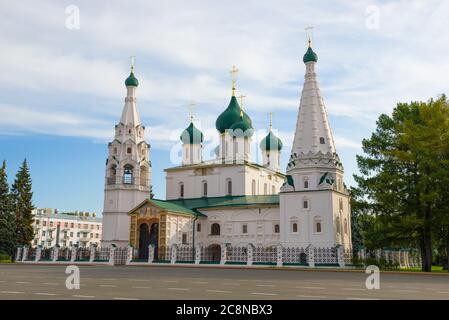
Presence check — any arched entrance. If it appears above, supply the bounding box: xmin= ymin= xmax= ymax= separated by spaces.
xmin=149 ymin=223 xmax=159 ymax=259
xmin=208 ymin=244 xmax=221 ymax=262
xmin=138 ymin=223 xmax=150 ymax=259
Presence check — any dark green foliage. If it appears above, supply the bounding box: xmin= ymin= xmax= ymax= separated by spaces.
xmin=0 ymin=161 xmax=17 ymax=259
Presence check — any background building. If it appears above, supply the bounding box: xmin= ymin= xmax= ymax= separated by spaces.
xmin=31 ymin=208 xmax=102 ymax=248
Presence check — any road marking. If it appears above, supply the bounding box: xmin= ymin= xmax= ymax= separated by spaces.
xmin=392 ymin=289 xmax=419 ymax=293
xmin=251 ymin=292 xmax=278 ymax=296
xmin=207 ymin=290 xmax=232 ymax=294
xmin=341 ymin=288 xmax=365 ymax=291
xmin=73 ymin=295 xmax=95 ymax=298
xmin=114 ymin=297 xmax=139 ymax=300
xmin=101 ymin=278 xmax=117 ymax=281
xmin=129 ymin=279 xmax=151 ymax=282
xmin=295 ymin=286 xmax=325 ymax=290
xmin=132 ymin=286 xmax=152 ymax=289
xmin=163 ymin=280 xmax=179 ymax=283
xmin=222 ymin=283 xmax=240 ymax=286
xmin=256 ymin=284 xmax=275 ymax=287
xmin=438 ymin=292 xmax=449 ymax=294
xmin=15 ymin=281 xmax=31 ymax=284
xmin=35 ymin=292 xmax=58 ymax=296
xmin=99 ymin=284 xmax=118 ymax=288
xmin=345 ymin=297 xmax=379 ymax=300
xmin=43 ymin=283 xmax=58 ymax=286
xmin=1 ymin=291 xmax=24 ymax=294
xmin=191 ymin=281 xmax=209 ymax=284
xmin=0 ymin=281 xmax=5 ymax=283
xmin=297 ymin=295 xmax=327 ymax=299
xmin=167 ymin=288 xmax=189 ymax=291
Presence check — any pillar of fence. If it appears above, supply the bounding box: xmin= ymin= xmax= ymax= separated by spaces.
xmin=375 ymin=249 xmax=382 ymax=262
xmin=126 ymin=245 xmax=133 ymax=265
xmin=22 ymin=246 xmax=28 ymax=262
xmin=220 ymin=245 xmax=227 ymax=265
xmin=70 ymin=247 xmax=77 ymax=262
xmin=247 ymin=244 xmax=253 ymax=266
xmin=108 ymin=245 xmax=116 ymax=266
xmin=16 ymin=247 xmax=22 ymax=261
xmin=276 ymin=245 xmax=283 ymax=267
xmin=148 ymin=245 xmax=154 ymax=264
xmin=195 ymin=246 xmax=201 ymax=265
xmin=89 ymin=246 xmax=96 ymax=263
xmin=52 ymin=246 xmax=59 ymax=263
xmin=337 ymin=246 xmax=345 ymax=268
xmin=35 ymin=246 xmax=42 ymax=262
xmin=171 ymin=245 xmax=177 ymax=264
xmin=308 ymin=245 xmax=315 ymax=268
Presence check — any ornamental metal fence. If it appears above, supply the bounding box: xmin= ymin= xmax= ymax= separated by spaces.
xmin=282 ymin=247 xmax=308 ymax=265
xmin=314 ymin=247 xmax=338 ymax=265
xmin=253 ymin=246 xmax=277 ymax=264
xmin=58 ymin=247 xmax=72 ymax=261
xmin=76 ymin=248 xmax=91 ymax=261
xmin=158 ymin=246 xmax=171 ymax=262
xmin=26 ymin=248 xmax=36 ymax=261
xmin=226 ymin=246 xmax=247 ymax=264
xmin=40 ymin=248 xmax=52 ymax=261
xmin=176 ymin=246 xmax=194 ymax=262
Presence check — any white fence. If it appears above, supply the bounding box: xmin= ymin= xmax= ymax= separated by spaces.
xmin=15 ymin=245 xmax=422 ymax=269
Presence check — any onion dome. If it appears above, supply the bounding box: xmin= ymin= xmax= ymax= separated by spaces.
xmin=230 ymin=111 xmax=254 ymax=137
xmin=303 ymin=38 xmax=318 ymax=64
xmin=215 ymin=96 xmax=252 ymax=133
xmin=125 ymin=72 xmax=139 ymax=87
xmin=180 ymin=122 xmax=204 ymax=144
xmin=260 ymin=130 xmax=283 ymax=151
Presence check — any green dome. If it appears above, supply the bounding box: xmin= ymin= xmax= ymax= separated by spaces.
xmin=260 ymin=130 xmax=283 ymax=151
xmin=215 ymin=96 xmax=252 ymax=133
xmin=303 ymin=46 xmax=318 ymax=63
xmin=125 ymin=72 xmax=139 ymax=87
xmin=180 ymin=122 xmax=203 ymax=144
xmin=230 ymin=114 xmax=254 ymax=137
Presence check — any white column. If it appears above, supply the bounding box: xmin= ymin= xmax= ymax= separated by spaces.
xmin=195 ymin=246 xmax=201 ymax=265
xmin=89 ymin=246 xmax=96 ymax=263
xmin=16 ymin=247 xmax=22 ymax=261
xmin=126 ymin=245 xmax=133 ymax=265
xmin=52 ymin=246 xmax=59 ymax=262
xmin=148 ymin=245 xmax=154 ymax=264
xmin=308 ymin=245 xmax=315 ymax=268
xmin=22 ymin=246 xmax=28 ymax=262
xmin=70 ymin=247 xmax=77 ymax=262
xmin=337 ymin=246 xmax=345 ymax=268
xmin=35 ymin=246 xmax=42 ymax=262
xmin=220 ymin=245 xmax=227 ymax=265
xmin=247 ymin=244 xmax=253 ymax=266
xmin=276 ymin=245 xmax=283 ymax=267
xmin=108 ymin=246 xmax=116 ymax=266
xmin=171 ymin=245 xmax=177 ymax=264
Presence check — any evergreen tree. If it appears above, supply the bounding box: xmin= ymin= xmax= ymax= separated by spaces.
xmin=0 ymin=161 xmax=16 ymax=259
xmin=11 ymin=159 xmax=34 ymax=246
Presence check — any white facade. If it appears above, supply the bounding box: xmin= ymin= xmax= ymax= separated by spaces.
xmin=101 ymin=69 xmax=152 ymax=247
xmin=31 ymin=208 xmax=102 ymax=248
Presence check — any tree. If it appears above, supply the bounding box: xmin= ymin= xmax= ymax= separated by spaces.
xmin=0 ymin=161 xmax=16 ymax=259
xmin=353 ymin=96 xmax=449 ymax=272
xmin=11 ymin=159 xmax=34 ymax=247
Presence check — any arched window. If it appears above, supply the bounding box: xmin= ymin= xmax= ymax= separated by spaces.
xmin=179 ymin=183 xmax=184 ymax=198
xmin=211 ymin=223 xmax=220 ymax=236
xmin=314 ymin=216 xmax=323 ymax=233
xmin=303 ymin=200 xmax=309 ymax=209
xmin=344 ymin=218 xmax=348 ymax=235
xmin=202 ymin=181 xmax=208 ymax=197
xmin=252 ymin=180 xmax=256 ymax=195
xmin=336 ymin=216 xmax=341 ymax=234
xmin=319 ymin=137 xmax=325 ymax=144
xmin=292 ymin=222 xmax=298 ymax=233
xmin=304 ymin=179 xmax=309 ymax=189
xmin=127 ymin=147 xmax=132 ymax=154
xmin=113 ymin=147 xmax=117 ymax=154
xmin=123 ymin=164 xmax=134 ymax=184
xmin=339 ymin=198 xmax=344 ymax=211
xmin=226 ymin=179 xmax=232 ymax=196
xmin=316 ymin=222 xmax=322 ymax=233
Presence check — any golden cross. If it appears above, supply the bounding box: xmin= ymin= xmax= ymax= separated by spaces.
xmin=230 ymin=65 xmax=239 ymax=95
xmin=130 ymin=56 xmax=136 ymax=72
xmin=238 ymin=94 xmax=246 ymax=110
xmin=188 ymin=102 xmax=196 ymax=122
xmin=304 ymin=26 xmax=314 ymax=47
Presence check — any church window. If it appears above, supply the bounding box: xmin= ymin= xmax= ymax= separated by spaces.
xmin=339 ymin=198 xmax=344 ymax=211
xmin=211 ymin=223 xmax=220 ymax=236
xmin=252 ymin=180 xmax=256 ymax=195
xmin=303 ymin=200 xmax=309 ymax=209
xmin=242 ymin=224 xmax=248 ymax=234
xmin=226 ymin=179 xmax=232 ymax=196
xmin=272 ymin=185 xmax=275 ymax=194
xmin=197 ymin=223 xmax=201 ymax=232
xmin=113 ymin=147 xmax=117 ymax=154
xmin=123 ymin=164 xmax=134 ymax=184
xmin=314 ymin=216 xmax=323 ymax=233
xmin=344 ymin=218 xmax=348 ymax=235
xmin=320 ymin=137 xmax=325 ymax=144
xmin=274 ymin=224 xmax=280 ymax=233
xmin=127 ymin=147 xmax=132 ymax=154
xmin=264 ymin=183 xmax=268 ymax=195
xmin=336 ymin=216 xmax=341 ymax=234
xmin=179 ymin=183 xmax=184 ymax=198
xmin=128 ymin=129 xmax=131 ymax=134
xmin=202 ymin=181 xmax=208 ymax=197
xmin=182 ymin=233 xmax=188 ymax=245
xmin=304 ymin=179 xmax=309 ymax=189
xmin=292 ymin=222 xmax=298 ymax=233
xmin=316 ymin=222 xmax=322 ymax=233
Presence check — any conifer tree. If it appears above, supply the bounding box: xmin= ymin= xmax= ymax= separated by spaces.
xmin=0 ymin=161 xmax=16 ymax=259
xmin=11 ymin=159 xmax=34 ymax=246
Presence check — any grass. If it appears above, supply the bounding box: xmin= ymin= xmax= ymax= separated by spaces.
xmin=399 ymin=266 xmax=447 ymax=273
xmin=0 ymin=259 xmax=12 ymax=263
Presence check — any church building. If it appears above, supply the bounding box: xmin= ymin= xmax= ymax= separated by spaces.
xmin=101 ymin=41 xmax=352 ymax=261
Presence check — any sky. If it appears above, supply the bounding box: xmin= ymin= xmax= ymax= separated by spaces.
xmin=1 ymin=0 xmax=449 ymax=215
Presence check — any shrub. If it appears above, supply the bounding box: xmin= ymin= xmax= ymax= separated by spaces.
xmin=0 ymin=251 xmax=11 ymax=262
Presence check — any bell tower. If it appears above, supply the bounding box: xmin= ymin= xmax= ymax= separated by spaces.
xmin=101 ymin=60 xmax=152 ymax=247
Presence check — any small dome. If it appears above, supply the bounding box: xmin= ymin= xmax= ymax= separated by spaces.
xmin=125 ymin=72 xmax=139 ymax=87
xmin=180 ymin=122 xmax=203 ymax=144
xmin=229 ymin=114 xmax=254 ymax=137
xmin=260 ymin=130 xmax=283 ymax=151
xmin=303 ymin=46 xmax=318 ymax=64
xmin=216 ymin=96 xmax=252 ymax=133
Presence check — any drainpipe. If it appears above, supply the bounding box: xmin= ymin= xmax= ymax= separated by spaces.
xmin=192 ymin=216 xmax=198 ymax=261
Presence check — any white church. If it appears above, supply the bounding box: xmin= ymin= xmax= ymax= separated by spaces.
xmin=101 ymin=40 xmax=352 ymax=261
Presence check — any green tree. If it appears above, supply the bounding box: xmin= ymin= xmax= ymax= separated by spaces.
xmin=353 ymin=96 xmax=449 ymax=272
xmin=11 ymin=159 xmax=34 ymax=246
xmin=0 ymin=161 xmax=16 ymax=259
